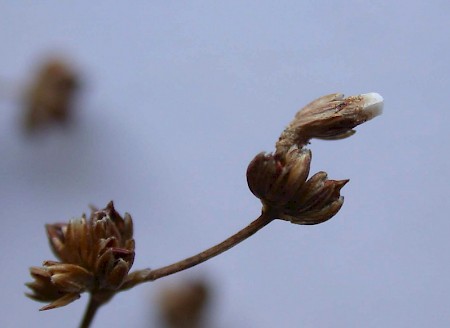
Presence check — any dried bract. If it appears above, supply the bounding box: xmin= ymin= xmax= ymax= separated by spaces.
xmin=276 ymin=92 xmax=383 ymax=154
xmin=247 ymin=146 xmax=347 ymax=224
xmin=26 ymin=202 xmax=135 ymax=310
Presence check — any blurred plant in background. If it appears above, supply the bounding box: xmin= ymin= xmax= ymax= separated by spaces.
xmin=156 ymin=279 xmax=211 ymax=328
xmin=23 ymin=58 xmax=79 ymax=133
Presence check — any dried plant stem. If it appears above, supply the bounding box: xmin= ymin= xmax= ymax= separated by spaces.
xmin=79 ymin=295 xmax=101 ymax=328
xmin=123 ymin=211 xmax=276 ymax=290
xmin=149 ymin=212 xmax=274 ymax=280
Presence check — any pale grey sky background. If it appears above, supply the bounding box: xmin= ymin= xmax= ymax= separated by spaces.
xmin=1 ymin=1 xmax=449 ymax=327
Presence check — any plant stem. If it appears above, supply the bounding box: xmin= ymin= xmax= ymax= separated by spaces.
xmin=122 ymin=211 xmax=275 ymax=290
xmin=79 ymin=294 xmax=101 ymax=328
xmin=148 ymin=212 xmax=274 ymax=280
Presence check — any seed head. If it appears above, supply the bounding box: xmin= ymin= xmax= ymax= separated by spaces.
xmin=26 ymin=201 xmax=135 ymax=310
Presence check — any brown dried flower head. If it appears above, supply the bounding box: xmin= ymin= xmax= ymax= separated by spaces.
xmin=24 ymin=58 xmax=79 ymax=132
xmin=247 ymin=146 xmax=348 ymax=225
xmin=26 ymin=201 xmax=135 ymax=310
xmin=276 ymin=92 xmax=383 ymax=154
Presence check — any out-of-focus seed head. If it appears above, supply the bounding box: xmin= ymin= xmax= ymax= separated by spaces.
xmin=247 ymin=146 xmax=347 ymax=224
xmin=157 ymin=279 xmax=211 ymax=328
xmin=276 ymin=92 xmax=383 ymax=154
xmin=23 ymin=58 xmax=79 ymax=133
xmin=26 ymin=202 xmax=135 ymax=310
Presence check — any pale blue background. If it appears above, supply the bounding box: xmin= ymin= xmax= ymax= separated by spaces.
xmin=1 ymin=1 xmax=449 ymax=327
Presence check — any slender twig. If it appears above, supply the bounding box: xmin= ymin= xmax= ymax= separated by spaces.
xmin=79 ymin=294 xmax=101 ymax=328
xmin=148 ymin=212 xmax=275 ymax=280
xmin=122 ymin=211 xmax=276 ymax=290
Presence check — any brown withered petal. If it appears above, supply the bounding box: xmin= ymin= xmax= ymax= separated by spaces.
xmin=296 ymin=177 xmax=346 ymax=214
xmin=293 ymin=171 xmax=328 ymax=209
xmin=267 ymin=148 xmax=312 ymax=205
xmin=40 ymin=293 xmax=81 ymax=311
xmin=282 ymin=196 xmax=345 ymax=225
xmin=285 ymin=148 xmax=312 ymax=192
xmin=46 ymin=223 xmax=69 ymax=262
xmin=304 ymin=179 xmax=345 ymax=211
xmin=122 ymin=213 xmax=134 ymax=241
xmin=26 ymin=202 xmax=135 ymax=310
xmin=247 ymin=146 xmax=311 ymax=209
xmin=246 ymin=152 xmax=276 ymax=200
xmin=45 ymin=262 xmax=94 ymax=293
xmin=282 ymin=177 xmax=349 ymax=225
xmin=26 ymin=265 xmax=82 ymax=311
xmin=67 ymin=218 xmax=88 ymax=264
xmin=106 ymin=259 xmax=130 ymax=290
xmin=26 ymin=267 xmax=62 ymax=302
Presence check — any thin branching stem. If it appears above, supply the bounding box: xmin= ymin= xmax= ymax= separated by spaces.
xmin=148 ymin=213 xmax=274 ymax=280
xmin=122 ymin=211 xmax=276 ymax=290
